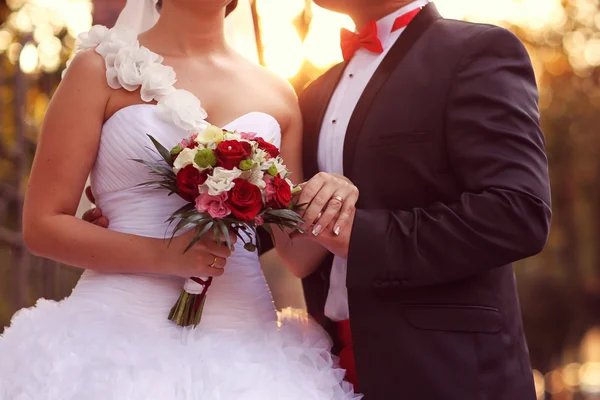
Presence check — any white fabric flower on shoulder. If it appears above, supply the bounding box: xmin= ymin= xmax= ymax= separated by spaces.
xmin=107 ymin=46 xmax=162 ymax=91
xmin=202 ymin=167 xmax=242 ymax=196
xmin=76 ymin=25 xmax=110 ymax=51
xmin=157 ymin=89 xmax=209 ymax=132
xmin=140 ymin=63 xmax=176 ymax=102
xmin=95 ymin=27 xmax=138 ymax=61
xmin=95 ymin=27 xmax=139 ymax=80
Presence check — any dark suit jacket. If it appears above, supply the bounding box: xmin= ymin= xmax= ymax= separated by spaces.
xmin=299 ymin=4 xmax=551 ymax=399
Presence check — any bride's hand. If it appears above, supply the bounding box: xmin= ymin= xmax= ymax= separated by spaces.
xmin=164 ymin=229 xmax=237 ymax=279
xmin=296 ymin=172 xmax=359 ymax=237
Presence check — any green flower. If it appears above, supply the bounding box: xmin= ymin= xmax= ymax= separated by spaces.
xmin=170 ymin=144 xmax=183 ymax=156
xmin=239 ymin=159 xmax=254 ymax=171
xmin=267 ymin=164 xmax=278 ymax=177
xmin=194 ymin=148 xmax=217 ymax=168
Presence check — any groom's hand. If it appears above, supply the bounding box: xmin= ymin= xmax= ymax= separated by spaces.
xmin=81 ymin=186 xmax=109 ymax=228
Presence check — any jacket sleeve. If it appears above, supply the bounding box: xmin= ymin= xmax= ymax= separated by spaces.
xmin=347 ymin=27 xmax=552 ymax=290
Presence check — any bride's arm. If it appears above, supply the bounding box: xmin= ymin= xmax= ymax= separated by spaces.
xmin=23 ymin=50 xmax=229 ymax=278
xmin=269 ymin=81 xmax=331 ymax=278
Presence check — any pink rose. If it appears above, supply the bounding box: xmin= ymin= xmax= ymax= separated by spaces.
xmin=240 ymin=132 xmax=257 ymax=140
xmin=264 ymin=179 xmax=277 ymax=205
xmin=178 ymin=133 xmax=199 ymax=149
xmin=195 ymin=192 xmax=232 ymax=219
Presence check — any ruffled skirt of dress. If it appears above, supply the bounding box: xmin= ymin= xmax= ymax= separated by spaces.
xmin=0 ymin=297 xmax=361 ymax=400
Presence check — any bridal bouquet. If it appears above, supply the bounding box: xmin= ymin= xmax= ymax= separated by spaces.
xmin=134 ymin=125 xmax=304 ymax=327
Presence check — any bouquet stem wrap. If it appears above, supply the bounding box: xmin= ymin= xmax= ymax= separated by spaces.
xmin=168 ymin=277 xmax=212 ymax=327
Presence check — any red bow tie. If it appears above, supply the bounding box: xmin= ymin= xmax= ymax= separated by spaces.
xmin=340 ymin=8 xmax=422 ymax=61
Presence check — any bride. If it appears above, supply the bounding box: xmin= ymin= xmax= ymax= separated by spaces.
xmin=0 ymin=0 xmax=361 ymax=399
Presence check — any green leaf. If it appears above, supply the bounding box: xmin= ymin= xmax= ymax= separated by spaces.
xmin=216 ymin=220 xmax=233 ymax=250
xmin=213 ymin=223 xmax=221 ymax=245
xmin=147 ymin=134 xmax=174 ymax=167
xmin=195 ymin=220 xmax=215 ymax=240
xmin=184 ymin=221 xmax=214 ymax=253
xmin=171 ymin=203 xmax=196 ymax=217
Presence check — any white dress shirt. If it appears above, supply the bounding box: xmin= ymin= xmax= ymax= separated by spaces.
xmin=317 ymin=0 xmax=430 ymax=322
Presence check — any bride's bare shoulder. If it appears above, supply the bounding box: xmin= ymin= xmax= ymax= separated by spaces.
xmin=236 ymin=56 xmax=299 ymax=124
xmin=63 ymin=49 xmax=105 ymax=78
xmin=61 ymin=49 xmax=111 ymax=94
xmin=233 ymin=53 xmax=297 ymax=102
xmin=257 ymin=64 xmax=297 ymax=104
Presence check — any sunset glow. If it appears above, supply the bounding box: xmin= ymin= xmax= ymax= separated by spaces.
xmin=255 ymin=0 xmax=574 ymax=77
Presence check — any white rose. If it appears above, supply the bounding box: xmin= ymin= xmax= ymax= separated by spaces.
xmin=195 ymin=125 xmax=224 ymax=146
xmin=173 ymin=147 xmax=198 ymax=173
xmin=140 ymin=63 xmax=176 ymax=102
xmin=203 ymin=167 xmax=242 ymax=196
xmin=157 ymin=89 xmax=209 ymax=132
xmin=107 ymin=46 xmax=161 ymax=91
xmin=76 ymin=25 xmax=110 ymax=51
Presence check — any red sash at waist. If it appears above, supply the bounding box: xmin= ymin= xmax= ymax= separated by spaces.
xmin=336 ymin=319 xmax=358 ymax=391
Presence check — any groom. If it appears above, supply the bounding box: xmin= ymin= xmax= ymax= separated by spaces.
xmin=296 ymin=0 xmax=551 ymax=398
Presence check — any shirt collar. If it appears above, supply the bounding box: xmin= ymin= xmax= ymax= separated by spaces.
xmin=375 ymin=0 xmax=430 ymax=48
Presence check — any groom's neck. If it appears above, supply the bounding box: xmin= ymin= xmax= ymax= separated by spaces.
xmin=348 ymin=0 xmax=417 ymax=31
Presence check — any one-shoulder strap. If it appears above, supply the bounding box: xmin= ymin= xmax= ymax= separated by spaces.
xmin=64 ymin=25 xmax=210 ymax=133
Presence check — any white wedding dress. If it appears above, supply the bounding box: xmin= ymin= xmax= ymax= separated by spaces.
xmin=0 ymin=26 xmax=360 ymax=400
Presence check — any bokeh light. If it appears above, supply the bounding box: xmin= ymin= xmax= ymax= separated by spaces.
xmin=254 ymin=0 xmax=579 ymax=79
xmin=580 ymin=362 xmax=600 ymax=393
xmin=256 ymin=0 xmax=306 ymax=78
xmin=0 ymin=0 xmax=93 ymax=74
xmin=19 ymin=42 xmax=38 ymax=74
xmin=303 ymin=4 xmax=354 ymax=69
xmin=532 ymin=369 xmax=545 ymax=399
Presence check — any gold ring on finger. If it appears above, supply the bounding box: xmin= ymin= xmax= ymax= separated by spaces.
xmin=208 ymin=256 xmax=218 ymax=268
xmin=332 ymin=195 xmax=344 ymax=203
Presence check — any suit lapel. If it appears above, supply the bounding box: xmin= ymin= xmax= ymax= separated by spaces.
xmin=342 ymin=3 xmax=442 ymax=178
xmin=302 ymin=62 xmax=347 ymax=180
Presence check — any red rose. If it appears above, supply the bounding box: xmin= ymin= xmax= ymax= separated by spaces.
xmin=228 ymin=178 xmax=263 ymax=221
xmin=216 ymin=140 xmax=252 ymax=170
xmin=176 ymin=165 xmax=207 ymax=202
xmin=253 ymin=137 xmax=280 ymax=158
xmin=268 ymin=176 xmax=292 ymax=208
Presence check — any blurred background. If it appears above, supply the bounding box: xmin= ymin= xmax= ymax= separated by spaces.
xmin=1 ymin=0 xmax=599 ymax=398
